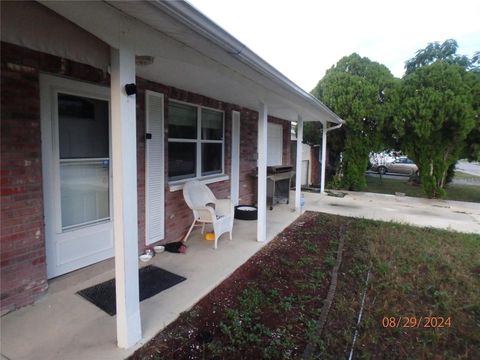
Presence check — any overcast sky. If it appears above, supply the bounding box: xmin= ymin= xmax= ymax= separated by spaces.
xmin=188 ymin=0 xmax=480 ymax=92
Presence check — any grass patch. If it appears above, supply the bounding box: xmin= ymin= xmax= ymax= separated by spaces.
xmin=131 ymin=213 xmax=480 ymax=359
xmin=364 ymin=176 xmax=480 ymax=203
xmin=454 ymin=171 xmax=480 ymax=182
xmin=320 ymin=217 xmax=480 ymax=359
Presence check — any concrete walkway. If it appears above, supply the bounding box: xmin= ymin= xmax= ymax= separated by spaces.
xmin=0 ymin=203 xmax=299 ymax=360
xmin=305 ymin=191 xmax=480 ymax=234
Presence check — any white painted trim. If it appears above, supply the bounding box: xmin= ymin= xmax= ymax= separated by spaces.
xmin=257 ymin=103 xmax=268 ymax=242
xmin=196 ymin=106 xmax=202 ymax=179
xmin=145 ymin=90 xmax=165 ymax=245
xmin=169 ymin=98 xmax=225 ymax=113
xmin=321 ymin=121 xmax=327 ymax=193
xmin=295 ymin=116 xmax=303 ymax=211
xmin=168 ymin=175 xmax=229 ymax=192
xmin=231 ymin=111 xmax=240 ymax=206
xmin=110 ymin=46 xmax=141 ymax=349
xmin=167 ymin=99 xmax=225 ymax=180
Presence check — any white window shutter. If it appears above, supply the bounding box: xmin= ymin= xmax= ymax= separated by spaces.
xmin=145 ymin=91 xmax=165 ymax=244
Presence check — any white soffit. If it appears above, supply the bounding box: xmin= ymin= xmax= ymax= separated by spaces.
xmin=39 ymin=0 xmax=342 ymax=124
xmin=1 ymin=1 xmax=109 ymax=71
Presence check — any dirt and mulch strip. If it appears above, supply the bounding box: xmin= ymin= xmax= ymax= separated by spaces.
xmin=130 ymin=212 xmax=480 ymax=360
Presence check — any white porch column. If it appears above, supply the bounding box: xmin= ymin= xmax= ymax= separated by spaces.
xmin=257 ymin=102 xmax=268 ymax=242
xmin=111 ymin=46 xmax=142 ymax=349
xmin=295 ymin=116 xmax=303 ymax=211
xmin=320 ymin=121 xmax=327 ymax=193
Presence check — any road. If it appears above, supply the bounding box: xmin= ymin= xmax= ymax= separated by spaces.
xmin=456 ymin=160 xmax=480 ymax=176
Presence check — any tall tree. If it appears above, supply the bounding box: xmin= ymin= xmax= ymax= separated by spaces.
xmin=462 ymin=71 xmax=480 ymax=161
xmin=397 ymin=62 xmax=475 ymax=198
xmin=403 ymin=39 xmax=480 ymax=187
xmin=404 ymin=39 xmax=472 ymax=75
xmin=310 ymin=53 xmax=396 ymax=190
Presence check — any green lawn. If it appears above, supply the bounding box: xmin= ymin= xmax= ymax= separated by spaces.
xmin=321 ymin=214 xmax=480 ymax=359
xmin=454 ymin=170 xmax=480 ymax=182
xmin=131 ymin=213 xmax=480 ymax=359
xmin=364 ymin=175 xmax=480 ymax=203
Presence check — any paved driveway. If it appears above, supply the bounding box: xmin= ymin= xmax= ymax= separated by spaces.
xmin=304 ymin=191 xmax=480 ymax=234
xmin=456 ymin=160 xmax=480 ymax=176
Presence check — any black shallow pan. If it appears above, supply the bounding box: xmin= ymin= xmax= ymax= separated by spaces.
xmin=234 ymin=205 xmax=258 ymax=220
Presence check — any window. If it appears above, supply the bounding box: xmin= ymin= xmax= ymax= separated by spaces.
xmin=58 ymin=93 xmax=110 ymax=229
xmin=168 ymin=101 xmax=224 ymax=181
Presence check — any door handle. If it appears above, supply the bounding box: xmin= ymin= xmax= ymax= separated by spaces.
xmin=145 ymin=133 xmax=152 ymax=140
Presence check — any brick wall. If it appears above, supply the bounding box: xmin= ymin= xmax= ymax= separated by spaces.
xmin=0 ymin=42 xmax=110 ymax=315
xmin=136 ymin=79 xmax=238 ymax=244
xmin=310 ymin=145 xmax=330 ymax=187
xmin=238 ymin=109 xmax=259 ymax=205
xmin=0 ymin=64 xmax=46 ymax=315
xmin=1 ymin=42 xmax=292 ymax=313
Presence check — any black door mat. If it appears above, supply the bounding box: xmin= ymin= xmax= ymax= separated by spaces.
xmin=77 ymin=265 xmax=186 ymax=316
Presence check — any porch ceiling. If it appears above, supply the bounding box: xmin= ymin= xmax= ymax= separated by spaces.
xmin=40 ymin=0 xmax=343 ymax=124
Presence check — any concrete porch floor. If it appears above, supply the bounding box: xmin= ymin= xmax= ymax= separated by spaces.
xmin=0 ymin=202 xmax=299 ymax=360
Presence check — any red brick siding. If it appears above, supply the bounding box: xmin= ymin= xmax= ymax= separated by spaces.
xmin=0 ymin=42 xmax=109 ymax=314
xmin=136 ymin=78 xmax=237 ymax=244
xmin=310 ymin=145 xmax=329 ymax=187
xmin=238 ymin=109 xmax=258 ymax=205
xmin=1 ymin=42 xmax=293 ymax=313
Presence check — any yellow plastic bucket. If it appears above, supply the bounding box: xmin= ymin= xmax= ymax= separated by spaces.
xmin=204 ymin=232 xmax=215 ymax=241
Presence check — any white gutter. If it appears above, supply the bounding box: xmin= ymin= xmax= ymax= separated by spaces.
xmin=150 ymin=0 xmax=343 ymax=125
xmin=325 ymin=122 xmax=343 ymax=133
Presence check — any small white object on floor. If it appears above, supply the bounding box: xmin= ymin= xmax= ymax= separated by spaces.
xmin=139 ymin=253 xmax=153 ymax=262
xmin=154 ymin=245 xmax=165 ymax=253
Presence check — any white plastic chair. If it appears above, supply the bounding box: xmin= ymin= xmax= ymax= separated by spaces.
xmin=182 ymin=180 xmax=234 ymax=249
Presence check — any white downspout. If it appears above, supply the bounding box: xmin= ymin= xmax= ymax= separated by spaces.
xmin=295 ymin=116 xmax=303 ymax=212
xmin=320 ymin=122 xmax=343 ymax=193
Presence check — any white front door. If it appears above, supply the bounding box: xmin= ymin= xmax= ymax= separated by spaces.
xmin=145 ymin=91 xmax=165 ymax=245
xmin=41 ymin=75 xmax=113 ymax=278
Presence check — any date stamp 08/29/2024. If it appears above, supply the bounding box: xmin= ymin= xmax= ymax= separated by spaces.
xmin=381 ymin=316 xmax=452 ymax=328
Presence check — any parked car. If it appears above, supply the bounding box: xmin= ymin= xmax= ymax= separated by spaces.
xmin=371 ymin=157 xmax=418 ymax=175
xmin=369 ymin=151 xmax=396 ymax=166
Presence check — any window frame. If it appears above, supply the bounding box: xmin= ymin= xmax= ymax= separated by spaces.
xmin=40 ymin=77 xmax=113 ymax=233
xmin=167 ymin=99 xmax=225 ymax=183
